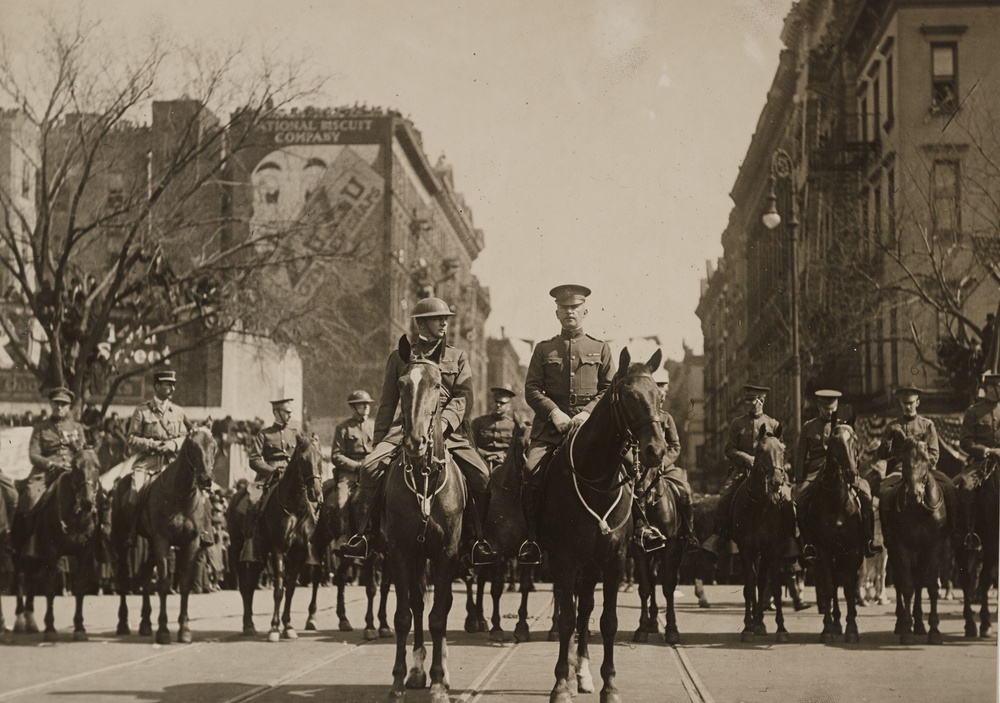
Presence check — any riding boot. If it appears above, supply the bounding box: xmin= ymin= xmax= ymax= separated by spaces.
xmin=782 ymin=500 xmax=801 ymax=563
xmin=675 ymin=489 xmax=701 ymax=553
xmin=240 ymin=503 xmax=260 ymax=563
xmin=465 ymin=489 xmax=498 ymax=566
xmin=517 ymin=485 xmax=542 ymax=566
xmin=339 ymin=475 xmax=385 ymax=561
xmin=632 ymin=503 xmax=667 ymax=553
xmin=198 ymin=495 xmax=214 ymax=548
xmin=958 ymin=480 xmax=980 ymax=552
xmin=859 ymin=490 xmax=882 ymax=558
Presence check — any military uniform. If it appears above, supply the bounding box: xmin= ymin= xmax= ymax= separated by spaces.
xmin=651 ymin=407 xmax=699 ymax=547
xmin=241 ymin=414 xmax=298 ymax=562
xmin=523 ymin=329 xmax=614 ymax=479
xmin=471 ymin=413 xmax=517 ymax=468
xmin=127 ymin=397 xmax=190 ymax=477
xmin=955 ymin=394 xmax=1000 ymax=546
xmin=331 ymin=415 xmax=374 ymax=492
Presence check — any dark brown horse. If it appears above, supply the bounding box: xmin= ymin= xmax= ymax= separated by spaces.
xmin=879 ymin=428 xmax=947 ymax=644
xmin=959 ymin=455 xmax=999 ymax=639
xmin=797 ymin=423 xmax=865 ymax=643
xmin=13 ymin=449 xmax=106 ymax=642
xmin=111 ymin=425 xmax=217 ymax=644
xmin=631 ymin=467 xmax=686 ymax=645
xmin=236 ymin=434 xmax=323 ymax=641
xmin=540 ymin=348 xmax=666 ymax=703
xmin=730 ymin=426 xmax=792 ymax=643
xmin=384 ymin=335 xmax=465 ymax=703
xmin=306 ymin=478 xmax=393 ymax=639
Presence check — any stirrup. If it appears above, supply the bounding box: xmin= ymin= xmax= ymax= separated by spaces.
xmin=636 ymin=526 xmax=667 ymax=553
xmin=964 ymin=532 xmax=983 ymax=553
xmin=338 ymin=535 xmax=370 ymax=561
xmin=517 ymin=540 xmax=541 ymax=566
xmin=864 ymin=540 xmax=883 ymax=558
xmin=682 ymin=533 xmax=702 ymax=553
xmin=801 ymin=544 xmax=818 ymax=562
xmin=470 ymin=540 xmax=498 ymax=567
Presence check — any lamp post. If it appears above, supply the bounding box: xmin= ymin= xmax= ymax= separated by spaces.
xmin=762 ymin=148 xmax=802 ymax=435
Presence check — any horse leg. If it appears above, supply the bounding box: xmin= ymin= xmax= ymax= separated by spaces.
xmin=842 ymin=562 xmax=860 ymax=645
xmin=116 ymin=548 xmax=132 ymax=635
xmin=514 ymin=565 xmax=532 ymax=643
xmin=817 ymin=556 xmax=835 ymax=643
xmin=772 ymin=556 xmax=789 ymax=643
xmin=378 ymin=565 xmax=393 ymax=638
xmin=427 ymin=557 xmax=453 ymax=703
xmin=548 ymin=582 xmax=561 ymax=643
xmin=598 ymin=568 xmax=623 ymax=703
xmin=363 ymin=560 xmax=378 ymax=640
xmin=979 ymin=555 xmax=993 ymax=638
xmin=898 ymin=550 xmax=915 ymax=644
xmin=72 ymin=574 xmax=88 ymax=642
xmin=305 ymin=565 xmax=320 ymax=631
xmin=575 ymin=578 xmax=596 ymax=694
xmin=176 ymin=544 xmax=198 ymax=644
xmin=927 ymin=557 xmax=943 ymax=645
xmin=663 ymin=545 xmax=681 ymax=645
xmin=281 ymin=557 xmax=301 ymax=640
xmin=43 ymin=582 xmax=57 ymax=642
xmin=754 ymin=555 xmax=769 ymax=636
xmin=549 ymin=576 xmax=576 ymax=703
xmin=830 ymin=569 xmax=843 ymax=637
xmin=406 ymin=566 xmax=427 ymax=690
xmin=912 ymin=585 xmax=926 ymax=636
xmin=389 ymin=555 xmax=412 ymax=700
xmin=153 ymin=541 xmax=172 ymax=645
xmin=489 ymin=562 xmax=507 ymax=642
xmin=476 ymin=570 xmax=489 ymax=632
xmin=240 ymin=562 xmax=261 ymax=636
xmin=463 ymin=570 xmax=478 ymax=633
xmin=632 ymin=551 xmax=651 ymax=643
xmin=267 ymin=552 xmax=284 ymax=643
xmin=740 ymin=552 xmax=756 ymax=642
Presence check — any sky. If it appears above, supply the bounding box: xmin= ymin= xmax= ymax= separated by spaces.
xmin=0 ymin=0 xmax=794 ymax=361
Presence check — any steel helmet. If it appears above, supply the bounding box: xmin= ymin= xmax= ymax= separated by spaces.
xmin=411 ymin=297 xmax=455 ymax=318
xmin=347 ymin=390 xmax=373 ymax=404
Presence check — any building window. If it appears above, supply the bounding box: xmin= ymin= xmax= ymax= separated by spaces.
xmin=872 ymin=74 xmax=881 ymax=142
xmin=21 ymin=162 xmax=31 ymax=199
xmin=873 ymin=176 xmax=882 ymax=244
xmin=858 ymin=89 xmax=869 ymax=143
xmin=887 ymin=166 xmax=896 ymax=248
xmin=931 ymin=160 xmax=960 ymax=236
xmin=885 ymin=54 xmax=895 ymax=130
xmin=890 ymin=307 xmax=899 ymax=386
xmin=931 ymin=43 xmax=958 ymax=113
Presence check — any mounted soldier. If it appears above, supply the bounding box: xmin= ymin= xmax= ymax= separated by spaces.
xmin=240 ymin=398 xmax=299 ymax=562
xmin=701 ymin=384 xmax=782 ymax=558
xmin=127 ymin=370 xmax=211 ymax=546
xmin=955 ymin=372 xmax=1000 ymax=552
xmin=339 ymin=296 xmax=498 ymax=566
xmin=330 ymin=390 xmax=375 ymax=502
xmin=878 ymin=386 xmax=957 ymax=538
xmin=795 ymin=389 xmax=881 ymax=559
xmin=17 ymin=387 xmax=86 ymax=559
xmin=471 ymin=383 xmax=519 ymax=471
xmin=519 ymin=284 xmax=621 ymax=566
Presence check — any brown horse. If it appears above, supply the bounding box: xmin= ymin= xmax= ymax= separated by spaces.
xmin=236 ymin=434 xmax=323 ymax=642
xmin=959 ymin=455 xmax=999 ymax=638
xmin=13 ymin=449 xmax=106 ymax=642
xmin=540 ymin=348 xmax=666 ymax=703
xmin=878 ymin=428 xmax=947 ymax=644
xmin=631 ymin=468 xmax=686 ymax=645
xmin=111 ymin=425 xmax=217 ymax=644
xmin=797 ymin=423 xmax=865 ymax=644
xmin=384 ymin=335 xmax=465 ymax=703
xmin=307 ymin=478 xmax=393 ymax=640
xmin=729 ymin=426 xmax=792 ymax=643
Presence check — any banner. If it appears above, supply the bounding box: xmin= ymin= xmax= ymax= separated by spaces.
xmin=0 ymin=427 xmax=33 ymax=480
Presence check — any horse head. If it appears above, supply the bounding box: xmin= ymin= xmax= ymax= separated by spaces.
xmin=179 ymin=425 xmax=218 ymax=491
xmin=397 ymin=334 xmax=445 ymax=465
xmin=69 ymin=448 xmax=102 ymax=520
xmin=751 ymin=424 xmax=787 ymax=503
xmin=290 ymin=433 xmax=324 ymax=504
xmin=611 ymin=347 xmax=666 ymax=470
xmin=900 ymin=436 xmax=933 ymax=503
xmin=824 ymin=422 xmax=859 ymax=487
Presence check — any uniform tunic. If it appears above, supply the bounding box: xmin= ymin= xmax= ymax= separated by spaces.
xmin=795 ymin=418 xmax=871 ymax=500
xmin=879 ymin=414 xmax=940 ymax=473
xmin=331 ymin=416 xmax=374 ymax=478
xmin=471 ymin=412 xmax=517 ymax=466
xmin=959 ymin=400 xmax=1000 ymax=472
xmin=128 ymin=398 xmax=190 ymax=474
xmin=249 ymin=423 xmax=299 ymax=480
xmin=724 ymin=413 xmax=782 ymax=474
xmin=28 ymin=417 xmax=86 ymax=478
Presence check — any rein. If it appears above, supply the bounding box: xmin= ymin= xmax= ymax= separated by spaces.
xmin=400 ymin=362 xmax=449 ymax=543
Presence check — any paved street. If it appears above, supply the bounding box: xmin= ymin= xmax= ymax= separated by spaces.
xmin=0 ymin=582 xmax=995 ymax=702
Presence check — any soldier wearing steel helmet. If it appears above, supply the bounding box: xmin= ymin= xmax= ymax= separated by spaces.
xmin=518 ymin=284 xmax=617 ymax=565
xmin=471 ymin=383 xmax=520 ymax=470
xmin=955 ymin=372 xmax=1000 ymax=551
xmin=340 ymin=297 xmax=498 ymax=565
xmin=331 ymin=390 xmax=375 ymax=501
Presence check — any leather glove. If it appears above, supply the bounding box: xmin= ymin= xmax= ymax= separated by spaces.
xmin=571 ymin=411 xmax=591 ymax=428
xmin=550 ymin=409 xmax=573 ymax=434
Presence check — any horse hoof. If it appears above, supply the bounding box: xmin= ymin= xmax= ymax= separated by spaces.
xmin=547 ymin=630 xmax=559 ymax=642
xmin=928 ymin=631 xmax=943 ymax=645
xmin=116 ymin=623 xmax=131 ymax=636
xmin=429 ymin=683 xmax=449 ymax=703
xmin=900 ymin=633 xmax=914 ymax=645
xmin=980 ymin=626 xmax=992 ymax=639
xmin=664 ymin=630 xmax=680 ymax=645
xmin=405 ymin=671 xmax=427 ymax=689
xmin=388 ymin=688 xmax=406 ymax=701
xmin=464 ymin=618 xmax=477 ymax=634
xmin=282 ymin=628 xmax=297 ymax=640
xmin=577 ymin=673 xmax=595 ymax=694
xmin=965 ymin=624 xmax=978 ymax=638
xmin=139 ymin=623 xmax=153 ymax=637
xmin=477 ymin=619 xmax=489 ymax=633
xmin=913 ymin=623 xmax=927 ymax=636
xmin=155 ymin=630 xmax=171 ymax=646
xmin=820 ymin=632 xmax=834 ymax=644
xmin=514 ymin=624 xmax=530 ymax=643
xmin=43 ymin=630 xmax=58 ymax=643
xmin=178 ymin=629 xmax=193 ymax=644
xmin=267 ymin=630 xmax=280 ymax=643
xmin=73 ymin=630 xmax=88 ymax=642
xmin=893 ymin=623 xmax=903 ymax=635
xmin=832 ymin=624 xmax=843 ymax=636
xmin=364 ymin=628 xmax=378 ymax=641
xmin=844 ymin=631 xmax=859 ymax=644
xmin=550 ymin=691 xmax=573 ymax=703
xmin=776 ymin=631 xmax=790 ymax=643
xmin=13 ymin=616 xmax=25 ymax=634
xmin=336 ymin=619 xmax=352 ymax=632
xmin=600 ymin=691 xmax=622 ymax=703
xmin=242 ymin=626 xmax=256 ymax=637
xmin=741 ymin=632 xmax=755 ymax=643
xmin=632 ymin=630 xmax=648 ymax=643
xmin=25 ymin=620 xmax=39 ymax=635
xmin=379 ymin=627 xmax=394 ymax=639
xmin=698 ymin=600 xmax=711 ymax=609
xmin=304 ymin=620 xmax=317 ymax=631
xmin=489 ymin=629 xmax=508 ymax=643
xmin=753 ymin=623 xmax=767 ymax=636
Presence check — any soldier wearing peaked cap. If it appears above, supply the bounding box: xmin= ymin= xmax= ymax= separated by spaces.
xmin=701 ymin=384 xmax=783 ymax=558
xmin=955 ymin=372 xmax=1000 ymax=551
xmin=795 ymin=389 xmax=881 ymax=559
xmin=241 ymin=397 xmax=299 ymax=562
xmin=340 ymin=297 xmax=498 ymax=566
xmin=518 ymin=284 xmax=617 ymax=565
xmin=471 ymin=383 xmax=520 ymax=470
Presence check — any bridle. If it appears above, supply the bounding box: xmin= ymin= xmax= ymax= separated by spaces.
xmin=744 ymin=436 xmax=785 ymax=505
xmin=819 ymin=424 xmax=859 ymax=492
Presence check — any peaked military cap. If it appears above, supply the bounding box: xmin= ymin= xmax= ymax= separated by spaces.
xmin=894 ymin=386 xmax=923 ymax=397
xmin=490 ymin=383 xmax=516 ymax=398
xmin=347 ymin=390 xmax=373 ymax=404
xmin=48 ymin=387 xmax=74 ymax=404
xmin=814 ymin=389 xmax=843 ymax=400
xmin=549 ymin=284 xmax=591 ymax=306
xmin=743 ymin=384 xmax=770 ymax=397
xmin=270 ymin=398 xmax=294 ymax=410
xmin=153 ymin=370 xmax=177 ymax=384
xmin=411 ymin=297 xmax=455 ymax=318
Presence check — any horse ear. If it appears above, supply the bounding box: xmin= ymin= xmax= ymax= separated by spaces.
xmin=617 ymin=347 xmax=631 ymax=376
xmin=399 ymin=334 xmax=411 ymax=363
xmin=773 ymin=422 xmax=783 ymax=440
xmin=645 ymin=348 xmax=663 ymax=376
xmin=757 ymin=424 xmax=768 ymax=442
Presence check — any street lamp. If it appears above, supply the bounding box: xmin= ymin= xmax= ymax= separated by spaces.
xmin=762 ymin=148 xmax=802 ymax=435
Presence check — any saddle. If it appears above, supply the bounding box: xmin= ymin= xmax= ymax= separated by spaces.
xmin=880 ymin=473 xmax=945 ymax=514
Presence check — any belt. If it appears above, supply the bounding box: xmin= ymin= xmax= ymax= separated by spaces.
xmin=552 ymin=393 xmax=595 ymax=407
